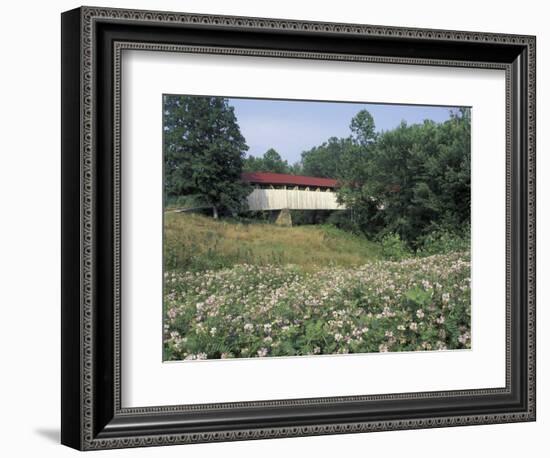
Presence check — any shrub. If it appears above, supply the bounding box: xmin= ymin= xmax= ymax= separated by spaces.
xmin=290 ymin=210 xmax=333 ymax=226
xmin=380 ymin=232 xmax=412 ymax=261
xmin=165 ymin=194 xmax=207 ymax=210
xmin=417 ymin=229 xmax=470 ymax=256
xmin=326 ymin=210 xmax=361 ymax=234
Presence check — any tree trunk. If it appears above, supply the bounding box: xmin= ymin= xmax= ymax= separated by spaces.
xmin=212 ymin=206 xmax=219 ymax=219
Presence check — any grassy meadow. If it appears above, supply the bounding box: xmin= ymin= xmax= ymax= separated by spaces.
xmin=164 ymin=213 xmax=383 ymax=272
xmin=162 ymin=95 xmax=472 ymax=361
xmin=163 ymin=213 xmax=471 ymax=360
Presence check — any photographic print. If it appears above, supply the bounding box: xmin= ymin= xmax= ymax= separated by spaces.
xmin=162 ymin=95 xmax=471 ymax=361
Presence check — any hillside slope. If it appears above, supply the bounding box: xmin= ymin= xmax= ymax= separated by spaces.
xmin=164 ymin=213 xmax=382 ymax=272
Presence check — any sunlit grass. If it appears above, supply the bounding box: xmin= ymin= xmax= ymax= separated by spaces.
xmin=164 ymin=213 xmax=382 ymax=272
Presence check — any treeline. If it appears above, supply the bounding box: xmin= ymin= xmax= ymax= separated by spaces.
xmin=163 ymin=95 xmax=470 ymax=248
xmin=243 ymin=148 xmax=301 ymax=175
xmin=244 ymin=108 xmax=471 ymax=248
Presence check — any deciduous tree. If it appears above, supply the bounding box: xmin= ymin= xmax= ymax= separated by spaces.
xmin=163 ymin=95 xmax=250 ymax=218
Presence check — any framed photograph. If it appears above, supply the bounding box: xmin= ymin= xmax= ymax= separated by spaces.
xmin=61 ymin=6 xmax=536 ymax=450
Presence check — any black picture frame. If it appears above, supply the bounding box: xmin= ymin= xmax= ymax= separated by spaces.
xmin=61 ymin=6 xmax=536 ymax=450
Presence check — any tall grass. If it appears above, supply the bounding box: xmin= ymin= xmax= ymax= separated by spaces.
xmin=164 ymin=213 xmax=382 ymax=272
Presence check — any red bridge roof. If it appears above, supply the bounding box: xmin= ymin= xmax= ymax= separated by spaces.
xmin=242 ymin=172 xmax=338 ymax=188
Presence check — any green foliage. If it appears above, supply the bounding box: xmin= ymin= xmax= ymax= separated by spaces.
xmin=403 ymin=286 xmax=432 ymax=308
xmin=298 ymin=110 xmax=376 ymax=180
xmin=301 ymin=137 xmax=360 ymax=178
xmin=325 ymin=210 xmax=360 ymax=234
xmin=243 ymin=148 xmax=292 ymax=174
xmin=289 ymin=210 xmax=334 ymax=226
xmin=164 ymin=194 xmax=209 ymax=210
xmin=350 ymin=109 xmax=377 ymax=146
xmin=163 ymin=251 xmax=471 ymax=360
xmin=380 ymin=232 xmax=412 ymax=261
xmin=337 ymin=108 xmax=471 ymax=246
xmin=163 ymin=95 xmax=250 ymax=217
xmin=417 ymin=227 xmax=471 ymax=256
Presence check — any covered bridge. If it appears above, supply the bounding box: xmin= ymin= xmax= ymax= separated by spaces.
xmin=242 ymin=172 xmax=345 ymax=213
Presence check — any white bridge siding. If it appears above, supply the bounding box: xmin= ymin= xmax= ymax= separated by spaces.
xmin=246 ymin=189 xmax=345 ymax=211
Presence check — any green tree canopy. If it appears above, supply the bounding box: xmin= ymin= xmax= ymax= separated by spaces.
xmin=350 ymin=109 xmax=377 ymax=146
xmin=300 ymin=137 xmax=358 ymax=178
xmin=243 ymin=148 xmax=291 ymax=174
xmin=337 ymin=108 xmax=471 ymax=245
xmin=300 ymin=109 xmax=377 ymax=179
xmin=163 ymin=95 xmax=250 ymax=218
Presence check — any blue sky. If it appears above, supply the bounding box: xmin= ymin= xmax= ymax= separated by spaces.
xmin=228 ymin=97 xmax=462 ymax=164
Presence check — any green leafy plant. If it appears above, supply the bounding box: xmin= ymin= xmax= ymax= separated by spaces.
xmin=163 ymin=251 xmax=471 ymax=360
xmin=380 ymin=232 xmax=412 ymax=261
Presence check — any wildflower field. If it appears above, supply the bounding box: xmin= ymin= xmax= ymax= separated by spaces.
xmin=163 ymin=214 xmax=471 ymax=361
